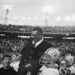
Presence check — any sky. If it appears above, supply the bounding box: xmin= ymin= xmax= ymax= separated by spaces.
xmin=0 ymin=0 xmax=75 ymax=26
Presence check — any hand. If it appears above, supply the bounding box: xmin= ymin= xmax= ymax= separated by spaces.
xmin=25 ymin=63 xmax=32 ymax=68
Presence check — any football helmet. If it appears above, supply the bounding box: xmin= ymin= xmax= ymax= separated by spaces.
xmin=39 ymin=48 xmax=60 ymax=65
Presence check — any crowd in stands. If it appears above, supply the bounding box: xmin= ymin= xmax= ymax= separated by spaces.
xmin=0 ymin=24 xmax=75 ymax=75
xmin=50 ymin=41 xmax=75 ymax=56
xmin=0 ymin=24 xmax=75 ymax=33
xmin=0 ymin=24 xmax=33 ymax=33
xmin=0 ymin=38 xmax=75 ymax=61
xmin=0 ymin=38 xmax=26 ymax=63
xmin=0 ymin=39 xmax=75 ymax=75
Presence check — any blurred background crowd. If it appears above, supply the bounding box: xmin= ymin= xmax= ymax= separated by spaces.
xmin=0 ymin=24 xmax=75 ymax=75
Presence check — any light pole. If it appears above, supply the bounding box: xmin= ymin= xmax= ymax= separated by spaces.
xmin=2 ymin=5 xmax=12 ymax=25
xmin=41 ymin=5 xmax=54 ymax=26
xmin=4 ymin=9 xmax=9 ymax=25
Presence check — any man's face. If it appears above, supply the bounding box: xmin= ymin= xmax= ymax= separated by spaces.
xmin=65 ymin=55 xmax=74 ymax=66
xmin=2 ymin=57 xmax=11 ymax=67
xmin=31 ymin=30 xmax=42 ymax=42
xmin=60 ymin=60 xmax=66 ymax=67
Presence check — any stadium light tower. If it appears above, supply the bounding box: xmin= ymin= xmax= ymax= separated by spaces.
xmin=2 ymin=5 xmax=12 ymax=25
xmin=41 ymin=5 xmax=54 ymax=26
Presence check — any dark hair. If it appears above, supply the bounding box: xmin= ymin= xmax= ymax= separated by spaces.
xmin=32 ymin=26 xmax=43 ymax=34
xmin=2 ymin=55 xmax=11 ymax=60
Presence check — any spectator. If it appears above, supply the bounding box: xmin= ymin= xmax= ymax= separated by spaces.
xmin=65 ymin=54 xmax=75 ymax=75
xmin=0 ymin=55 xmax=17 ymax=75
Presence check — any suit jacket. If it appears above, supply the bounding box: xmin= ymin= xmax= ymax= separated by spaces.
xmin=18 ymin=39 xmax=52 ymax=75
xmin=20 ymin=39 xmax=52 ymax=64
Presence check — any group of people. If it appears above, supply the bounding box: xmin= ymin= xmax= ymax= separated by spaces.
xmin=0 ymin=26 xmax=75 ymax=75
xmin=17 ymin=27 xmax=52 ymax=75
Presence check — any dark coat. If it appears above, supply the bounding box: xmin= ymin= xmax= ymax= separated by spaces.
xmin=0 ymin=67 xmax=17 ymax=75
xmin=18 ymin=39 xmax=52 ymax=75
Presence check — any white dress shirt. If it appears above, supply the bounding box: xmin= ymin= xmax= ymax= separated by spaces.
xmin=69 ymin=65 xmax=75 ymax=74
xmin=10 ymin=61 xmax=20 ymax=72
xmin=32 ymin=38 xmax=43 ymax=48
